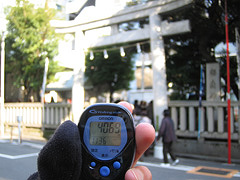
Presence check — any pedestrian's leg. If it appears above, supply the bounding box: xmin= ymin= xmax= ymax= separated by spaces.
xmin=163 ymin=143 xmax=169 ymax=163
xmin=168 ymin=142 xmax=176 ymax=161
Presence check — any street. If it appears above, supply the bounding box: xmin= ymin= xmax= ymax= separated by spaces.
xmin=0 ymin=139 xmax=240 ymax=180
xmin=0 ymin=140 xmax=40 ymax=180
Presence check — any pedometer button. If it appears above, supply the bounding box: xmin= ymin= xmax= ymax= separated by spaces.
xmin=113 ymin=161 xmax=121 ymax=169
xmin=100 ymin=166 xmax=110 ymax=177
xmin=90 ymin=162 xmax=96 ymax=167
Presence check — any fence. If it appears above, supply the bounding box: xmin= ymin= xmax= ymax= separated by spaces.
xmin=169 ymin=101 xmax=240 ymax=142
xmin=3 ymin=103 xmax=72 ymax=129
xmin=1 ymin=101 xmax=240 ymax=142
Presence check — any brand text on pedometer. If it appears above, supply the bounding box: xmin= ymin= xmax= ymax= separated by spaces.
xmin=89 ymin=109 xmax=122 ymax=115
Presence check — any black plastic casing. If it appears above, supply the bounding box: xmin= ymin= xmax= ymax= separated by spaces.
xmin=78 ymin=103 xmax=136 ymax=180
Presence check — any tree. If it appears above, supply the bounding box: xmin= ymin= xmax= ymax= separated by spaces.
xmin=163 ymin=0 xmax=240 ymax=100
xmin=85 ymin=49 xmax=134 ymax=102
xmin=5 ymin=0 xmax=62 ymax=102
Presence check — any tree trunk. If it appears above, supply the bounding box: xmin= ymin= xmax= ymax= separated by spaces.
xmin=109 ymin=88 xmax=114 ymax=103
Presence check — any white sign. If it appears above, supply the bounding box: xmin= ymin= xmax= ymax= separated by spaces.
xmin=206 ymin=63 xmax=220 ymax=101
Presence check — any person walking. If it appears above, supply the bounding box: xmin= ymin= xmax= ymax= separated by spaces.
xmin=156 ymin=109 xmax=179 ymax=166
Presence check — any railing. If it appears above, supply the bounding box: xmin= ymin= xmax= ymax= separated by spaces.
xmin=169 ymin=101 xmax=240 ymax=141
xmin=43 ymin=103 xmax=72 ymax=128
xmin=1 ymin=101 xmax=240 ymax=142
xmin=3 ymin=103 xmax=72 ymax=129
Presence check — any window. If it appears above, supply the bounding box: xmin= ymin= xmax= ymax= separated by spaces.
xmin=135 ymin=53 xmax=153 ymax=90
xmin=118 ymin=17 xmax=149 ymax=32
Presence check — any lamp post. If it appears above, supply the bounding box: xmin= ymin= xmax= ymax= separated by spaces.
xmin=0 ymin=17 xmax=7 ymax=137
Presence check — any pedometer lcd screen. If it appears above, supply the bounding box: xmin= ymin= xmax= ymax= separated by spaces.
xmin=83 ymin=115 xmax=128 ymax=161
xmin=90 ymin=121 xmax=121 ymax=146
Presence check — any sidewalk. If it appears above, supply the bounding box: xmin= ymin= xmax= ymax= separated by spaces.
xmin=142 ymin=155 xmax=240 ymax=169
xmin=140 ymin=153 xmax=240 ymax=178
xmin=141 ymin=157 xmax=240 ymax=179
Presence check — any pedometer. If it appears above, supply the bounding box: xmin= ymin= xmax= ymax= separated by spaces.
xmin=78 ymin=103 xmax=136 ymax=180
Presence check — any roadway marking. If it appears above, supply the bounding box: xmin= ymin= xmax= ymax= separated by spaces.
xmin=137 ymin=161 xmax=240 ymax=178
xmin=0 ymin=152 xmax=38 ymax=159
xmin=0 ymin=139 xmax=42 ymax=160
xmin=187 ymin=166 xmax=239 ymax=178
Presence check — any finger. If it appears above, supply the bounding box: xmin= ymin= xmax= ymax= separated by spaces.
xmin=117 ymin=102 xmax=155 ymax=166
xmin=118 ymin=101 xmax=133 ymax=113
xmin=125 ymin=166 xmax=152 ymax=180
xmin=132 ymin=123 xmax=155 ymax=167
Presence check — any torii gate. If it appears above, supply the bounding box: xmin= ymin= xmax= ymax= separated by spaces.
xmin=51 ymin=0 xmax=192 ymax=125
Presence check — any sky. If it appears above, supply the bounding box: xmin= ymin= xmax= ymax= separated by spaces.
xmin=215 ymin=42 xmax=237 ymax=55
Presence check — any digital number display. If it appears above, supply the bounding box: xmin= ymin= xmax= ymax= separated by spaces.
xmin=90 ymin=122 xmax=121 ymax=146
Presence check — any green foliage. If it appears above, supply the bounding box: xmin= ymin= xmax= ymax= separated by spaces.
xmin=85 ymin=49 xmax=134 ymax=102
xmin=5 ymin=0 xmax=62 ymax=101
xmin=217 ymin=50 xmax=238 ymax=100
xmin=163 ymin=0 xmax=240 ymax=100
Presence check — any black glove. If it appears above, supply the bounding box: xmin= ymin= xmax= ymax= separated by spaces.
xmin=28 ymin=120 xmax=82 ymax=180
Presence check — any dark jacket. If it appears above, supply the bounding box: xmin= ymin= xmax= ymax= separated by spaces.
xmin=157 ymin=116 xmax=176 ymax=143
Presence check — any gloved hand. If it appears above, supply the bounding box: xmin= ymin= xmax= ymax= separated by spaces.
xmin=28 ymin=120 xmax=82 ymax=180
xmin=28 ymin=103 xmax=155 ymax=180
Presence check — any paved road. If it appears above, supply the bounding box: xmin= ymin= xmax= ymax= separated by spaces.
xmin=0 ymin=139 xmax=240 ymax=180
xmin=0 ymin=140 xmax=41 ymax=180
xmin=138 ymin=158 xmax=240 ymax=180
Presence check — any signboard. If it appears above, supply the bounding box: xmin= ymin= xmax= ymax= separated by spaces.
xmin=206 ymin=63 xmax=220 ymax=101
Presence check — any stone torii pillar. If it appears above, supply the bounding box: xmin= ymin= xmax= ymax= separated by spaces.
xmin=149 ymin=14 xmax=191 ymax=127
xmin=149 ymin=15 xmax=191 ymax=159
xmin=150 ymin=13 xmax=168 ymax=126
xmin=72 ymin=29 xmax=85 ymax=124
